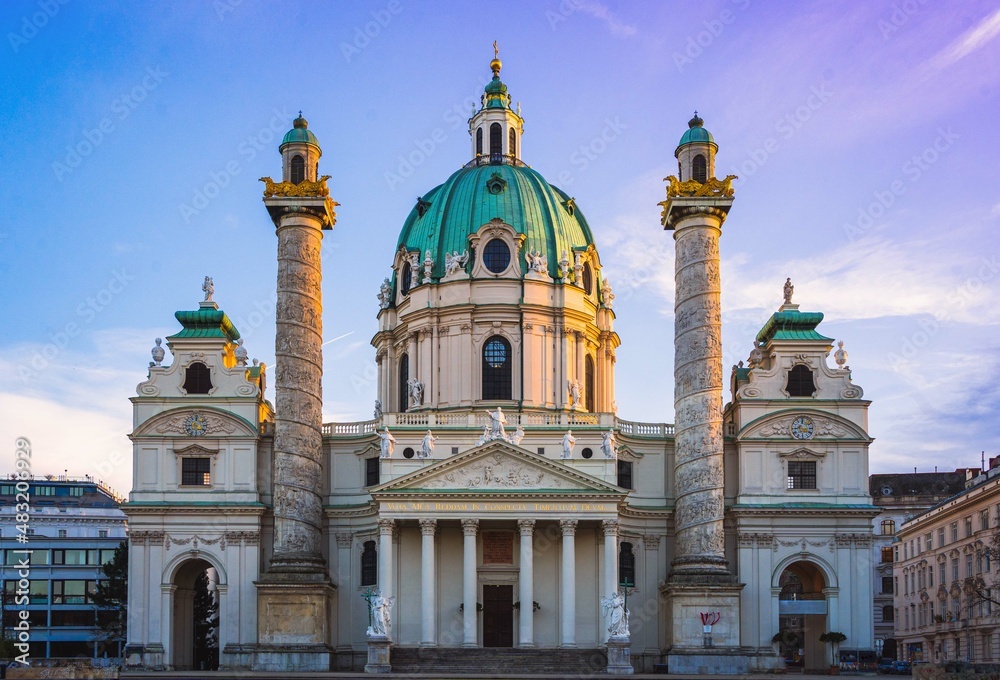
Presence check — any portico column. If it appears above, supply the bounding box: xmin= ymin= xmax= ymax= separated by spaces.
xmin=378 ymin=519 xmax=395 ymax=603
xmin=518 ymin=519 xmax=535 ymax=647
xmin=419 ymin=519 xmax=437 ymax=646
xmin=462 ymin=519 xmax=479 ymax=647
xmin=602 ymin=519 xmax=619 ymax=599
xmin=560 ymin=519 xmax=578 ymax=647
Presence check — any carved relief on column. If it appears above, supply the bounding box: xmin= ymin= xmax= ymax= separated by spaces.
xmin=560 ymin=519 xmax=578 ymax=536
xmin=518 ymin=519 xmax=536 ymax=536
xmin=671 ymin=220 xmax=728 ymax=576
xmin=462 ymin=518 xmax=479 ymax=536
xmin=419 ymin=518 xmax=438 ymax=536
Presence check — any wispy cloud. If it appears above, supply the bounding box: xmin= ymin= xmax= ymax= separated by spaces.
xmin=922 ymin=6 xmax=1000 ymax=75
xmin=577 ymin=1 xmax=637 ymax=37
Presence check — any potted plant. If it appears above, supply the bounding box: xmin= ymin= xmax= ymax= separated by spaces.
xmin=819 ymin=631 xmax=847 ymax=674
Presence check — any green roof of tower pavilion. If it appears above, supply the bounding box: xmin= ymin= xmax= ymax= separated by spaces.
xmin=168 ymin=307 xmax=241 ymax=343
xmin=396 ymin=163 xmax=596 ymax=280
xmin=677 ymin=112 xmax=715 ymax=148
xmin=755 ymin=309 xmax=833 ymax=345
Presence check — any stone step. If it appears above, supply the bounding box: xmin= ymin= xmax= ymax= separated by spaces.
xmin=389 ymin=647 xmax=609 ymax=675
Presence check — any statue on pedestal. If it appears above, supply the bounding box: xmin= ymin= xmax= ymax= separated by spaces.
xmin=420 ymin=430 xmax=437 ymax=459
xmin=367 ymin=590 xmax=395 ymax=638
xmin=601 ymin=591 xmax=630 ymax=638
xmin=378 ymin=427 xmax=396 ymax=459
xmin=601 ymin=429 xmax=617 ymax=459
xmin=561 ymin=430 xmax=576 ymax=459
xmin=486 ymin=406 xmax=508 ymax=440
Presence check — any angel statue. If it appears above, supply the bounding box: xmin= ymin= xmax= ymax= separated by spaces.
xmin=367 ymin=590 xmax=396 ymax=638
xmin=601 ymin=591 xmax=630 ymax=638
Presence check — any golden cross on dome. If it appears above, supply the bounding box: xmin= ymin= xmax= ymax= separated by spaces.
xmin=493 ymin=40 xmax=498 ymax=59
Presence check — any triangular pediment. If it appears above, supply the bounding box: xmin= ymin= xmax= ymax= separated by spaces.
xmin=371 ymin=440 xmax=625 ymax=496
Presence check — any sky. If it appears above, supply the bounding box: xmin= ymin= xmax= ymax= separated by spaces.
xmin=1 ymin=0 xmax=999 ymax=497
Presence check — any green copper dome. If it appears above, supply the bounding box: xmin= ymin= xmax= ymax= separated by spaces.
xmin=280 ymin=113 xmax=320 ymax=149
xmin=397 ymin=163 xmax=595 ymax=280
xmin=677 ymin=112 xmax=715 ymax=148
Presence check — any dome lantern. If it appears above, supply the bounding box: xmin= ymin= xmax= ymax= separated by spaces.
xmin=674 ymin=111 xmax=718 ymax=183
xmin=468 ymin=43 xmax=524 ymax=165
xmin=279 ymin=111 xmax=322 ymax=184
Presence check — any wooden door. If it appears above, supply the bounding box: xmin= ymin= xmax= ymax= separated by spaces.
xmin=482 ymin=584 xmax=514 ymax=647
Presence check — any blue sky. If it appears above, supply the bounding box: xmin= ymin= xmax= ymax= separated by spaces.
xmin=1 ymin=0 xmax=999 ymax=495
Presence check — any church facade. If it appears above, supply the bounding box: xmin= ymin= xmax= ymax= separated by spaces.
xmin=124 ymin=55 xmax=877 ymax=674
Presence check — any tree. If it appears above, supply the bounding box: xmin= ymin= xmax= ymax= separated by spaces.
xmin=91 ymin=541 xmax=128 ymax=657
xmin=819 ymin=631 xmax=847 ymax=668
xmin=193 ymin=570 xmax=219 ymax=670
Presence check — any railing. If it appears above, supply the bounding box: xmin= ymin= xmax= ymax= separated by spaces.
xmin=0 ymin=473 xmax=127 ymax=504
xmin=320 ymin=411 xmax=675 ymax=437
xmin=462 ymin=153 xmax=528 ymax=169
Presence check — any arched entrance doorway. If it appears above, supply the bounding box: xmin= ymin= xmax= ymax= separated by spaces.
xmin=170 ymin=558 xmax=219 ymax=671
xmin=777 ymin=561 xmax=828 ymax=672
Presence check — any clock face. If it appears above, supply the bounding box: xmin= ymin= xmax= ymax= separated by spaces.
xmin=790 ymin=416 xmax=814 ymax=440
xmin=185 ymin=414 xmax=209 ymax=437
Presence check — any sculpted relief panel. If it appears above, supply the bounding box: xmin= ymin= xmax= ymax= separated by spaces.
xmin=422 ymin=453 xmax=564 ymax=490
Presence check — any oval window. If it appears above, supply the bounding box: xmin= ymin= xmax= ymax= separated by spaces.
xmin=483 ymin=239 xmax=511 ymax=274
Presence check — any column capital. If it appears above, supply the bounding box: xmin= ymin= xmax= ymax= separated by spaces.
xmin=642 ymin=534 xmax=660 ymax=550
xmin=559 ymin=519 xmax=578 ymax=535
xmin=335 ymin=532 xmax=353 ymax=549
xmin=461 ymin=519 xmax=479 ymax=536
xmin=378 ymin=519 xmax=396 ymax=536
xmin=518 ymin=519 xmax=536 ymax=536
xmin=601 ymin=519 xmax=620 ymax=537
xmin=419 ymin=518 xmax=438 ymax=536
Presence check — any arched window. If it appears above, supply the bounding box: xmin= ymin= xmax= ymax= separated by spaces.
xmin=482 ymin=238 xmax=511 ymax=273
xmin=476 ymin=127 xmax=483 ymax=156
xmin=398 ymin=354 xmax=409 ymax=412
xmin=582 ymin=263 xmax=593 ymax=295
xmin=482 ymin=336 xmax=512 ymax=400
xmin=291 ymin=154 xmax=305 ymax=184
xmin=786 ymin=364 xmax=816 ymax=397
xmin=585 ymin=355 xmax=595 ymax=412
xmin=618 ymin=542 xmax=635 ymax=587
xmin=183 ymin=362 xmax=212 ymax=394
xmin=882 ymin=519 xmax=896 ymax=535
xmin=490 ymin=123 xmax=502 ymax=160
xmin=400 ymin=262 xmax=412 ymax=295
xmin=692 ymin=154 xmax=707 ymax=183
xmin=361 ymin=540 xmax=377 ymax=586
xmin=509 ymin=128 xmax=517 ymax=159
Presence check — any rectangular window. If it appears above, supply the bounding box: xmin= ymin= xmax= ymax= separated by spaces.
xmin=50 ymin=609 xmax=95 ymax=627
xmin=939 ymin=527 xmax=946 ymax=547
xmin=881 ymin=547 xmax=894 ymax=563
xmin=953 ymin=558 xmax=960 ymax=581
xmin=99 ymin=529 xmax=108 ymax=538
xmin=617 ymin=461 xmax=633 ymax=490
xmin=952 ymin=522 xmax=959 ymax=542
xmin=940 ymin=562 xmax=946 ymax=585
xmin=882 ymin=576 xmax=894 ymax=594
xmin=926 ymin=532 xmax=934 ymax=550
xmin=904 ymin=543 xmax=909 ymax=560
xmin=982 ymin=509 xmax=991 ymax=531
xmin=966 ymin=517 xmax=974 ymax=538
xmin=786 ymin=461 xmax=816 ymax=489
xmin=967 ymin=555 xmax=974 ymax=578
xmin=929 ymin=566 xmax=934 ymax=587
xmin=894 ymin=576 xmax=898 ymax=595
xmin=69 ymin=486 xmax=84 ymax=497
xmin=360 ymin=540 xmax=377 ymax=586
xmin=52 ymin=580 xmax=92 ymax=604
xmin=100 ymin=549 xmax=116 ymax=564
xmin=365 ymin=458 xmax=379 ymax=487
xmin=181 ymin=457 xmax=211 ymax=486
xmin=58 ymin=529 xmax=67 ymax=538
xmin=53 ymin=549 xmax=98 ymax=566
xmin=32 ymin=485 xmax=55 ymax=496
xmin=918 ymin=537 xmax=923 ymax=553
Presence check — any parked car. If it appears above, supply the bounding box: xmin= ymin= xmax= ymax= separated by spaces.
xmin=877 ymin=659 xmax=895 ymax=674
xmin=890 ymin=660 xmax=911 ymax=674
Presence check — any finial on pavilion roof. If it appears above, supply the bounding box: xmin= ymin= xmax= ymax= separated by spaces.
xmin=490 ymin=40 xmax=502 ymax=77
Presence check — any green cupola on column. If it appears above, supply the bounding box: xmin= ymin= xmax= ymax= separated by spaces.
xmin=675 ymin=112 xmax=718 ymax=183
xmin=468 ymin=44 xmax=525 ymax=164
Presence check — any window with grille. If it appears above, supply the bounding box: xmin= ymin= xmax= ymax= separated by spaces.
xmin=476 ymin=127 xmax=483 ymax=156
xmin=618 ymin=542 xmax=635 ymax=587
xmin=365 ymin=458 xmax=379 ymax=487
xmin=291 ymin=154 xmax=305 ymax=184
xmin=787 ymin=461 xmax=816 ymax=489
xmin=785 ymin=364 xmax=816 ymax=397
xmin=482 ymin=336 xmax=512 ymax=400
xmin=181 ymin=458 xmax=211 ymax=486
xmin=482 ymin=238 xmax=511 ymax=273
xmin=398 ymin=354 xmax=409 ymax=412
xmin=182 ymin=362 xmax=212 ymax=394
xmin=692 ymin=154 xmax=707 ymax=183
xmin=361 ymin=540 xmax=377 ymax=586
xmin=617 ymin=460 xmax=633 ymax=489
xmin=509 ymin=128 xmax=517 ymax=158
